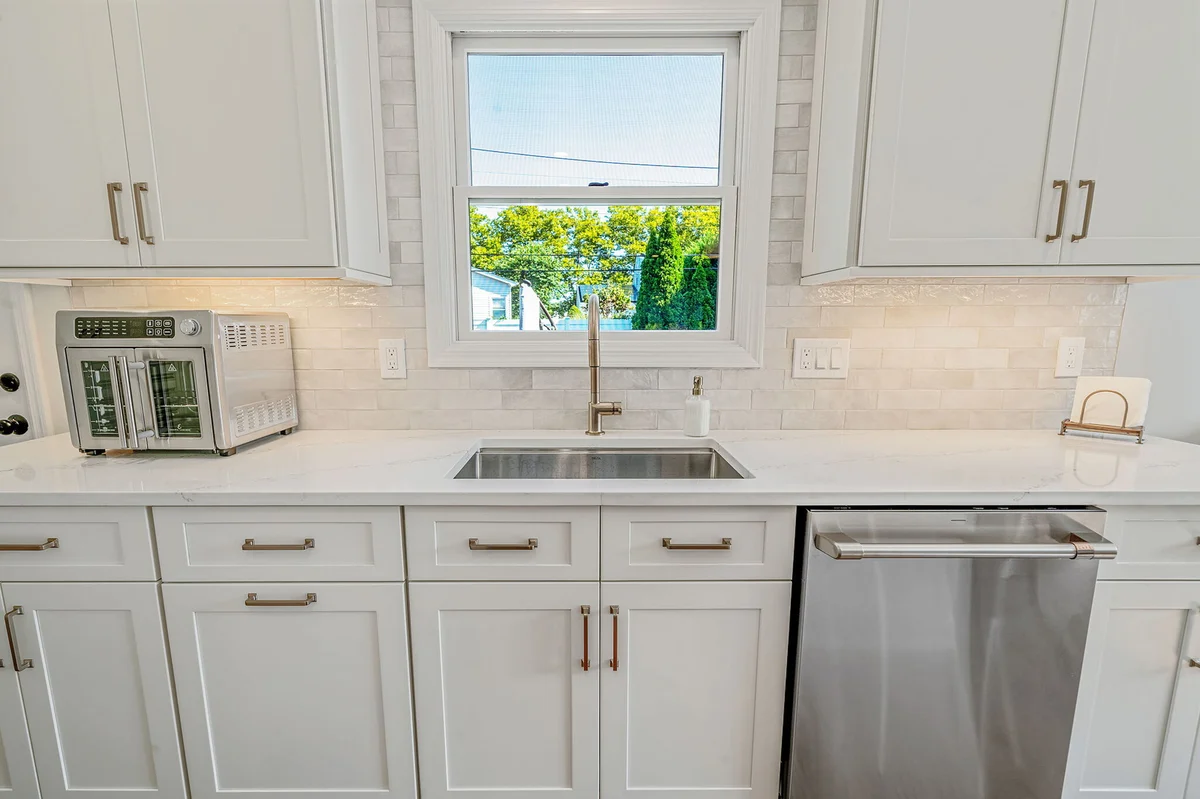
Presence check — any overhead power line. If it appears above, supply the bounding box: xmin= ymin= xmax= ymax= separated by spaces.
xmin=471 ymin=147 xmax=718 ymax=171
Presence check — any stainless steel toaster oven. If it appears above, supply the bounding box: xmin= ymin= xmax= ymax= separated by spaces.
xmin=57 ymin=310 xmax=297 ymax=456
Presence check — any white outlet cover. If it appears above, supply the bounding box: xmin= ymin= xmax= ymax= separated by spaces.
xmin=1055 ymin=336 xmax=1086 ymax=378
xmin=792 ymin=338 xmax=851 ymax=379
xmin=379 ymin=338 xmax=407 ymax=379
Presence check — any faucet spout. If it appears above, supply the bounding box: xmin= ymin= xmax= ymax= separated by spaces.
xmin=586 ymin=294 xmax=622 ymax=435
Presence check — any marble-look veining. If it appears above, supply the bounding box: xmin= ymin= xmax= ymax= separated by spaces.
xmin=0 ymin=429 xmax=1198 ymax=507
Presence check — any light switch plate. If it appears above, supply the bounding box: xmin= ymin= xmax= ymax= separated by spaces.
xmin=379 ymin=339 xmax=407 ymax=379
xmin=792 ymin=338 xmax=851 ymax=379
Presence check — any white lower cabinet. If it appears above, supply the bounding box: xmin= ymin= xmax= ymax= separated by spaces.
xmin=1062 ymin=581 xmax=1200 ymax=798
xmin=408 ymin=582 xmax=600 ymax=799
xmin=0 ymin=582 xmax=187 ymax=799
xmin=162 ymin=583 xmax=417 ymax=799
xmin=600 ymin=582 xmax=791 ymax=799
xmin=0 ymin=586 xmax=39 ymax=799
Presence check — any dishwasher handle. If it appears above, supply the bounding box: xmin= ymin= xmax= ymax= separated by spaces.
xmin=814 ymin=530 xmax=1116 ymax=561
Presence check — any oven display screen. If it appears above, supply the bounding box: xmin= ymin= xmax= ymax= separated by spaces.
xmin=75 ymin=316 xmax=175 ymax=339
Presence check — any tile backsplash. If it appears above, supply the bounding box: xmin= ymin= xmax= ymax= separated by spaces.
xmin=66 ymin=0 xmax=1128 ymax=432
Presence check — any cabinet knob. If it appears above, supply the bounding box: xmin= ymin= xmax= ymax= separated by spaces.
xmin=0 ymin=373 xmax=19 ymax=392
xmin=0 ymin=415 xmax=28 ymax=436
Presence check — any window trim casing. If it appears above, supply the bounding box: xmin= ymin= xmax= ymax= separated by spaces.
xmin=413 ymin=0 xmax=782 ymax=368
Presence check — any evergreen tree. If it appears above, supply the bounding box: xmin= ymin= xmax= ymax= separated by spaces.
xmin=677 ymin=253 xmax=716 ymax=329
xmin=632 ymin=213 xmax=684 ymax=330
xmin=630 ymin=226 xmax=660 ymax=330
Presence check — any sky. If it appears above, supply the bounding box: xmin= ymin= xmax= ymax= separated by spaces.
xmin=467 ymin=53 xmax=725 ymax=187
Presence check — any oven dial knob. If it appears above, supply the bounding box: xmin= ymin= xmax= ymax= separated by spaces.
xmin=178 ymin=318 xmax=201 ymax=336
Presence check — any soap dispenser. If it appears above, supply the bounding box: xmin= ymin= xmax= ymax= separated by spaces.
xmin=684 ymin=375 xmax=711 ymax=437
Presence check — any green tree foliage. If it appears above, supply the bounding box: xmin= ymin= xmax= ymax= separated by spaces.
xmin=675 ymin=254 xmax=716 ymax=330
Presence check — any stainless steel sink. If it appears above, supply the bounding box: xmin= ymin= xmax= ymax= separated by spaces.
xmin=452 ymin=447 xmax=748 ymax=480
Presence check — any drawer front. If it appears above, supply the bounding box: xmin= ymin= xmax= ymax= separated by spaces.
xmin=405 ymin=506 xmax=599 ymax=581
xmin=601 ymin=507 xmax=796 ymax=580
xmin=154 ymin=507 xmax=404 ymax=582
xmin=1099 ymin=507 xmax=1200 ymax=580
xmin=0 ymin=507 xmax=156 ymax=581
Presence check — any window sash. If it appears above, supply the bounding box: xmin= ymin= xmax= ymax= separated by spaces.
xmin=450 ymin=34 xmax=741 ymax=189
xmin=453 ymin=185 xmax=738 ymax=341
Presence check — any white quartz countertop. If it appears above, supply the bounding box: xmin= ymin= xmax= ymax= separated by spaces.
xmin=0 ymin=429 xmax=1197 ymax=507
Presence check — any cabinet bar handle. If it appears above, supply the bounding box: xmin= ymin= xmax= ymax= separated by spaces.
xmin=133 ymin=182 xmax=155 ymax=244
xmin=609 ymin=605 xmax=619 ymax=672
xmin=106 ymin=182 xmax=129 ymax=244
xmin=1071 ymin=179 xmax=1096 ymax=242
xmin=1189 ymin=659 xmax=1200 ymax=669
xmin=242 ymin=538 xmax=315 ymax=551
xmin=468 ymin=538 xmax=538 ymax=551
xmin=0 ymin=538 xmax=58 ymax=552
xmin=581 ymin=605 xmax=591 ymax=671
xmin=245 ymin=592 xmax=317 ymax=607
xmin=662 ymin=537 xmax=732 ymax=551
xmin=1045 ymin=179 xmax=1069 ymax=242
xmin=4 ymin=607 xmax=32 ymax=671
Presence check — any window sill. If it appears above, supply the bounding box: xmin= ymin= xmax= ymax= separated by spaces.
xmin=427 ymin=335 xmax=762 ymax=368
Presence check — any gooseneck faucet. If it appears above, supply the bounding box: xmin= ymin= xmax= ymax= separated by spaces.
xmin=586 ymin=294 xmax=622 ymax=435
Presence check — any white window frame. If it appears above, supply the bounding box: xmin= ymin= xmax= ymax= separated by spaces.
xmin=413 ymin=0 xmax=782 ymax=368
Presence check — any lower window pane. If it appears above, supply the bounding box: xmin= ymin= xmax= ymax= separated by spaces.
xmin=468 ymin=203 xmax=720 ymax=332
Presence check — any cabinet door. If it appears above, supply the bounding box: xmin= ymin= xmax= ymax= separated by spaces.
xmin=0 ymin=1 xmax=138 ymax=268
xmin=108 ymin=0 xmax=336 ymax=267
xmin=162 ymin=583 xmax=417 ymax=799
xmin=600 ymin=582 xmax=791 ymax=799
xmin=0 ymin=586 xmax=39 ymax=799
xmin=1061 ymin=0 xmax=1200 ymax=265
xmin=2 ymin=582 xmax=186 ymax=799
xmin=408 ymin=582 xmax=599 ymax=799
xmin=859 ymin=0 xmax=1083 ymax=265
xmin=1062 ymin=581 xmax=1200 ymax=798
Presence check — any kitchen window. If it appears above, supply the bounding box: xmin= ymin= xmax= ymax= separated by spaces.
xmin=414 ymin=0 xmax=782 ymax=367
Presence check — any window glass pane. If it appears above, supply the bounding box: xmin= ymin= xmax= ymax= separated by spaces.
xmin=469 ymin=203 xmax=720 ymax=331
xmin=467 ymin=54 xmax=724 ymax=187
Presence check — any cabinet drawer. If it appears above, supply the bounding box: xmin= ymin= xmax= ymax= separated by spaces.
xmin=601 ymin=507 xmax=796 ymax=580
xmin=1099 ymin=507 xmax=1200 ymax=580
xmin=405 ymin=506 xmax=599 ymax=581
xmin=0 ymin=507 xmax=156 ymax=581
xmin=154 ymin=507 xmax=404 ymax=582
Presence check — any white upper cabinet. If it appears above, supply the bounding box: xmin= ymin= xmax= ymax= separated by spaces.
xmin=805 ymin=0 xmax=1200 ymax=279
xmin=0 ymin=0 xmax=387 ymax=282
xmin=1062 ymin=0 xmax=1200 ymax=265
xmin=0 ymin=2 xmax=138 ymax=269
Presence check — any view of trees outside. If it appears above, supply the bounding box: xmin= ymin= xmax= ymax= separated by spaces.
xmin=469 ymin=203 xmax=721 ymax=330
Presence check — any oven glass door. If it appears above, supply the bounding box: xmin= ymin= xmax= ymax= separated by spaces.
xmin=132 ymin=348 xmax=215 ymax=450
xmin=64 ymin=348 xmax=145 ymax=451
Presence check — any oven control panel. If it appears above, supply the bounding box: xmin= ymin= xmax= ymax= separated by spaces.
xmin=74 ymin=316 xmax=176 ymax=339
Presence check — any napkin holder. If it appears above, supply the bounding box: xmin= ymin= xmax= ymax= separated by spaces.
xmin=1060 ymin=389 xmax=1145 ymax=444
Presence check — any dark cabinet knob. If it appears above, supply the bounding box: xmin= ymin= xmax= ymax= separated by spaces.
xmin=0 ymin=415 xmax=28 ymax=436
xmin=0 ymin=373 xmax=18 ymax=392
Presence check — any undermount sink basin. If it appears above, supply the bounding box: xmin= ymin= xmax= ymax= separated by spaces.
xmin=452 ymin=446 xmax=749 ymax=480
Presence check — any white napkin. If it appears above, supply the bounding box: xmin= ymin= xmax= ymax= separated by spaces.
xmin=1068 ymin=376 xmax=1152 ymax=428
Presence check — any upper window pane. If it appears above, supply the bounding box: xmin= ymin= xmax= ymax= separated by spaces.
xmin=466 ymin=53 xmax=724 ymax=187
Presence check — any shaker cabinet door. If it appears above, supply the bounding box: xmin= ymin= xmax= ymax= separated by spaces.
xmin=858 ymin=0 xmax=1081 ymax=266
xmin=599 ymin=581 xmax=791 ymax=799
xmin=1060 ymin=0 xmax=1200 ymax=266
xmin=108 ymin=0 xmax=336 ymax=268
xmin=0 ymin=1 xmax=138 ymax=268
xmin=2 ymin=582 xmax=187 ymax=799
xmin=162 ymin=583 xmax=418 ymax=799
xmin=408 ymin=582 xmax=600 ymax=799
xmin=1062 ymin=581 xmax=1200 ymax=798
xmin=0 ymin=586 xmax=39 ymax=799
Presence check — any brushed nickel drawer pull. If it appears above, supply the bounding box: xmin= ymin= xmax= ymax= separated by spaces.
xmin=608 ymin=605 xmax=619 ymax=671
xmin=468 ymin=537 xmax=538 ymax=551
xmin=1046 ymin=179 xmax=1069 ymax=242
xmin=1071 ymin=179 xmax=1096 ymax=242
xmin=1189 ymin=659 xmax=1200 ymax=669
xmin=581 ymin=605 xmax=591 ymax=672
xmin=4 ymin=606 xmax=32 ymax=671
xmin=242 ymin=538 xmax=315 ymax=551
xmin=245 ymin=592 xmax=317 ymax=607
xmin=0 ymin=538 xmax=59 ymax=552
xmin=662 ymin=537 xmax=732 ymax=551
xmin=133 ymin=182 xmax=155 ymax=244
xmin=106 ymin=182 xmax=129 ymax=244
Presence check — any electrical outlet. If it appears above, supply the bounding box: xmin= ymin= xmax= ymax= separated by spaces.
xmin=379 ymin=339 xmax=407 ymax=379
xmin=1055 ymin=337 xmax=1086 ymax=378
xmin=792 ymin=338 xmax=851 ymax=379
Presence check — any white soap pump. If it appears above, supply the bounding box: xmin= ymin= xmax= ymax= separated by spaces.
xmin=684 ymin=375 xmax=711 ymax=437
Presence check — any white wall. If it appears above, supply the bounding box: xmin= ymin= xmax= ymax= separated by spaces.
xmin=1115 ymin=280 xmax=1200 ymax=444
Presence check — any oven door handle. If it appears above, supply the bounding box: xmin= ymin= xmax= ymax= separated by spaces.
xmin=115 ymin=355 xmax=153 ymax=447
xmin=107 ymin=355 xmax=133 ymax=450
xmin=814 ymin=530 xmax=1117 ymax=561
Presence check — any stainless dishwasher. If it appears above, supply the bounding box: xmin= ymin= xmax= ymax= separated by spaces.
xmin=787 ymin=508 xmax=1115 ymax=799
